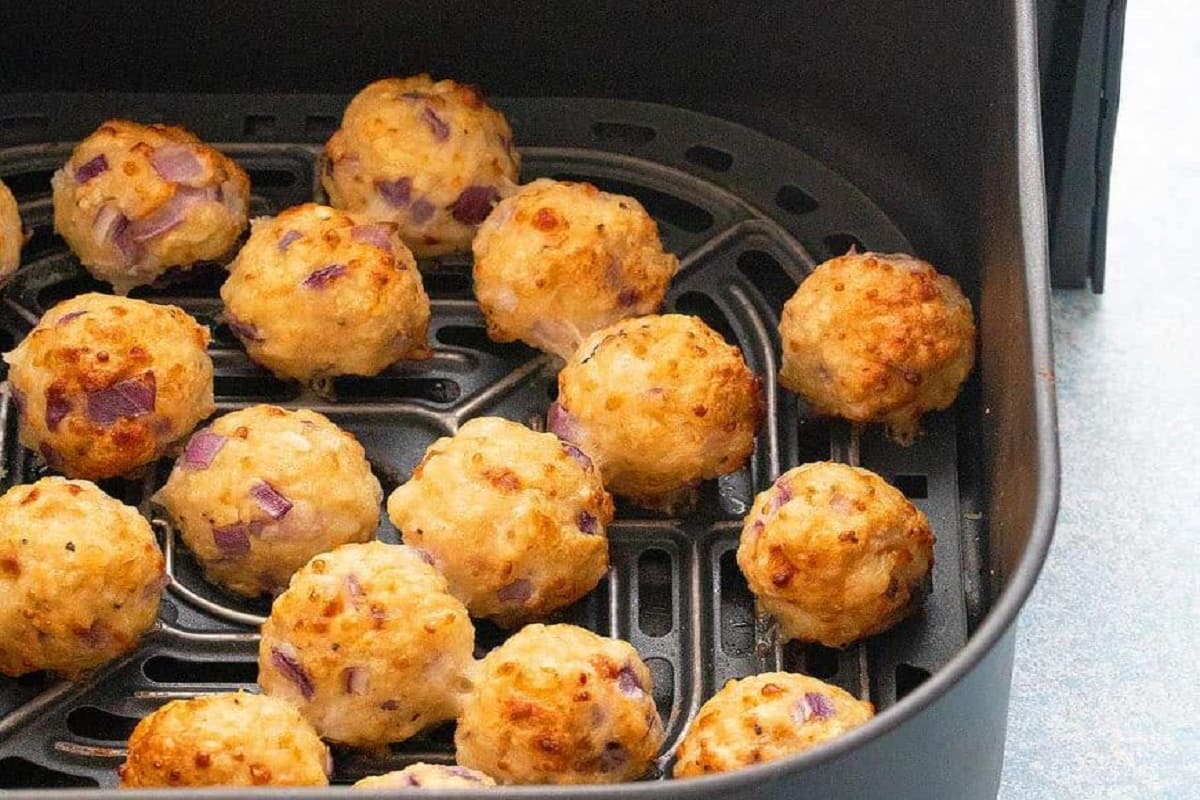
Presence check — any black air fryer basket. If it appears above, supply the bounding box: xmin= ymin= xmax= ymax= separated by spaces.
xmin=0 ymin=2 xmax=1060 ymax=798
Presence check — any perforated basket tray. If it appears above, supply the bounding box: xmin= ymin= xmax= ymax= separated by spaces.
xmin=0 ymin=97 xmax=987 ymax=791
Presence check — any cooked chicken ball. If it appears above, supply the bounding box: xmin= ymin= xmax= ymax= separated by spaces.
xmin=549 ymin=314 xmax=764 ymax=512
xmin=455 ymin=623 xmax=664 ymax=785
xmin=779 ymin=251 xmax=975 ymax=444
xmin=51 ymin=119 xmax=249 ymax=293
xmin=221 ymin=203 xmax=431 ymax=382
xmin=119 ymin=692 xmax=330 ymax=788
xmin=472 ymin=179 xmax=679 ymax=357
xmin=322 ymin=75 xmax=520 ymax=257
xmin=153 ymin=405 xmax=382 ymax=598
xmin=0 ymin=178 xmax=22 ymax=283
xmin=673 ymin=672 xmax=874 ymax=778
xmin=737 ymin=462 xmax=934 ymax=648
xmin=3 ymin=293 xmax=215 ymax=480
xmin=387 ymin=416 xmax=611 ymax=627
xmin=354 ymin=763 xmax=495 ymax=789
xmin=258 ymin=542 xmax=475 ymax=747
xmin=0 ymin=477 xmax=165 ymax=678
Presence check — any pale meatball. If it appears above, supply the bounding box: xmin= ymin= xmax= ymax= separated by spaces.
xmin=0 ymin=477 xmax=165 ymax=678
xmin=472 ymin=179 xmax=679 ymax=357
xmin=0 ymin=178 xmax=23 ymax=283
xmin=736 ymin=462 xmax=934 ymax=648
xmin=455 ymin=624 xmax=664 ymax=785
xmin=354 ymin=763 xmax=495 ymax=789
xmin=387 ymin=417 xmax=612 ymax=627
xmin=51 ymin=119 xmax=249 ymax=293
xmin=153 ymin=405 xmax=383 ymax=598
xmin=221 ymin=203 xmax=431 ymax=383
xmin=322 ymin=75 xmax=520 ymax=257
xmin=258 ymin=542 xmax=475 ymax=748
xmin=673 ymin=672 xmax=874 ymax=778
xmin=549 ymin=314 xmax=764 ymax=512
xmin=3 ymin=293 xmax=215 ymax=480
xmin=779 ymin=251 xmax=975 ymax=444
xmin=119 ymin=692 xmax=330 ymax=788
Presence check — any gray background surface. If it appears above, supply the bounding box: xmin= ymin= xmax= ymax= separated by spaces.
xmin=1000 ymin=3 xmax=1200 ymax=797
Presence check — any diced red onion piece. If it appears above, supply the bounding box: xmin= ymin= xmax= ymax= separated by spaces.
xmin=301 ymin=264 xmax=347 ymax=289
xmin=226 ymin=313 xmax=264 ymax=342
xmin=212 ymin=524 xmax=251 ymax=556
xmin=77 ymin=620 xmax=113 ymax=650
xmin=793 ymin=691 xmax=836 ymax=723
xmin=598 ymin=742 xmax=629 ymax=773
xmin=344 ymin=574 xmax=365 ymax=598
xmin=350 ymin=223 xmax=394 ymax=253
xmin=618 ymin=287 xmax=640 ymax=307
xmin=183 ymin=430 xmax=228 ymax=469
xmin=93 ymin=204 xmax=141 ymax=266
xmin=149 ymin=144 xmax=203 ymax=182
xmin=56 ymin=310 xmax=87 ymax=326
xmin=85 ymin=372 xmax=155 ymax=425
xmin=497 ymin=579 xmax=532 ymax=603
xmin=376 ymin=177 xmax=412 ymax=208
xmin=446 ymin=767 xmax=482 ymax=782
xmin=562 ymin=441 xmax=592 ymax=469
xmin=577 ymin=510 xmax=599 ymax=535
xmin=74 ymin=154 xmax=109 ymax=183
xmin=342 ymin=666 xmax=369 ymax=695
xmin=410 ymin=199 xmax=435 ymax=224
xmin=616 ymin=664 xmax=644 ymax=697
xmin=413 ymin=548 xmax=435 ymax=566
xmin=450 ymin=185 xmax=498 ymax=225
xmin=128 ymin=186 xmax=215 ymax=242
xmin=250 ymin=480 xmax=293 ymax=520
xmin=547 ymin=402 xmax=582 ymax=445
xmin=404 ymin=775 xmax=421 ymax=787
xmin=44 ymin=390 xmax=71 ymax=431
xmin=422 ymin=107 xmax=450 ymax=141
xmin=277 ymin=229 xmax=302 ymax=252
xmin=270 ymin=646 xmax=314 ymax=699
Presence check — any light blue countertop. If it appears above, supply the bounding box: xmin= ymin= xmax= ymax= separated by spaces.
xmin=1000 ymin=4 xmax=1200 ymax=798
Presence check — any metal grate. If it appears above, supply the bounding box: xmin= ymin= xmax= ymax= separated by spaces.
xmin=0 ymin=98 xmax=981 ymax=789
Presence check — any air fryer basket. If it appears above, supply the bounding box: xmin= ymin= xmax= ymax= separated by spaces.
xmin=0 ymin=3 xmax=1058 ymax=799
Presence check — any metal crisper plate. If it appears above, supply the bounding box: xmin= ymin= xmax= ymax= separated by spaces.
xmin=0 ymin=98 xmax=983 ymax=789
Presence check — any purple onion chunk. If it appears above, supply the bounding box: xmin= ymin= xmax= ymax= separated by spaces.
xmin=250 ymin=480 xmax=293 ymax=520
xmin=577 ymin=510 xmax=599 ymax=535
xmin=270 ymin=646 xmax=314 ymax=699
xmin=597 ymin=742 xmax=629 ymax=773
xmin=127 ymin=185 xmax=216 ymax=242
xmin=277 ymin=229 xmax=303 ymax=252
xmin=149 ymin=144 xmax=203 ymax=182
xmin=422 ymin=106 xmax=451 ymax=141
xmin=182 ymin=430 xmax=228 ymax=469
xmin=616 ymin=664 xmax=645 ymax=697
xmin=497 ymin=578 xmax=532 ymax=604
xmin=44 ymin=391 xmax=71 ymax=431
xmin=409 ymin=198 xmax=435 ymax=224
xmin=212 ymin=524 xmax=251 ymax=557
xmin=74 ymin=154 xmax=109 ymax=183
xmin=794 ymin=691 xmax=836 ymax=723
xmin=446 ymin=767 xmax=482 ymax=782
xmin=376 ymin=177 xmax=413 ymax=208
xmin=349 ymin=223 xmax=394 ymax=253
xmin=562 ymin=441 xmax=592 ymax=469
xmin=617 ymin=287 xmax=640 ymax=307
xmin=301 ymin=264 xmax=348 ymax=289
xmin=547 ymin=401 xmax=582 ymax=445
xmin=93 ymin=204 xmax=140 ymax=266
xmin=85 ymin=372 xmax=156 ymax=425
xmin=344 ymin=574 xmax=366 ymax=599
xmin=226 ymin=313 xmax=264 ymax=343
xmin=450 ymin=185 xmax=498 ymax=225
xmin=342 ymin=666 xmax=369 ymax=695
xmin=56 ymin=310 xmax=88 ymax=327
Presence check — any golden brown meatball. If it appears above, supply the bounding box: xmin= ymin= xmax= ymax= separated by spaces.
xmin=221 ymin=203 xmax=431 ymax=383
xmin=736 ymin=462 xmax=934 ymax=648
xmin=0 ymin=178 xmax=23 ymax=283
xmin=51 ymin=119 xmax=249 ymax=293
xmin=472 ymin=179 xmax=678 ymax=357
xmin=673 ymin=672 xmax=874 ymax=778
xmin=455 ymin=623 xmax=664 ymax=785
xmin=258 ymin=542 xmax=475 ymax=748
xmin=0 ymin=477 xmax=165 ymax=679
xmin=3 ymin=293 xmax=215 ymax=480
xmin=779 ymin=251 xmax=975 ymax=444
xmin=322 ymin=75 xmax=519 ymax=257
xmin=354 ymin=763 xmax=495 ymax=789
xmin=119 ymin=692 xmax=330 ymax=788
xmin=550 ymin=314 xmax=764 ymax=512
xmin=153 ymin=405 xmax=382 ymax=598
xmin=386 ymin=417 xmax=612 ymax=626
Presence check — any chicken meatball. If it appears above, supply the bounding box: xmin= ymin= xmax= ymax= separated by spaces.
xmin=0 ymin=178 xmax=23 ymax=284
xmin=119 ymin=692 xmax=330 ymax=788
xmin=354 ymin=763 xmax=495 ymax=790
xmin=153 ymin=405 xmax=383 ymax=598
xmin=3 ymin=293 xmax=215 ymax=480
xmin=258 ymin=542 xmax=475 ymax=748
xmin=736 ymin=462 xmax=934 ymax=648
xmin=673 ymin=672 xmax=874 ymax=778
xmin=221 ymin=203 xmax=431 ymax=383
xmin=0 ymin=477 xmax=165 ymax=678
xmin=455 ymin=623 xmax=664 ymax=785
xmin=472 ymin=179 xmax=679 ymax=357
xmin=549 ymin=314 xmax=764 ymax=512
xmin=322 ymin=75 xmax=520 ymax=257
xmin=386 ymin=416 xmax=612 ymax=627
xmin=779 ymin=251 xmax=975 ymax=444
xmin=51 ymin=119 xmax=249 ymax=293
